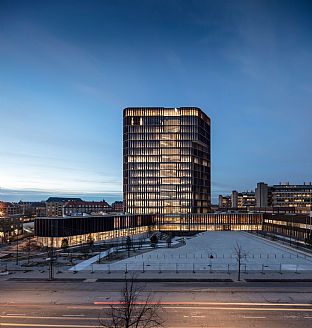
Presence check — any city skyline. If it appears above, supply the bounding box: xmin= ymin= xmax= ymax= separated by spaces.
xmin=1 ymin=0 xmax=312 ymax=203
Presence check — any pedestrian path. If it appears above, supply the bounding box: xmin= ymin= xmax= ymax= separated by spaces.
xmin=69 ymin=247 xmax=117 ymax=271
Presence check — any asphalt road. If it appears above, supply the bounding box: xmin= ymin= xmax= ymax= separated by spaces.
xmin=1 ymin=281 xmax=312 ymax=327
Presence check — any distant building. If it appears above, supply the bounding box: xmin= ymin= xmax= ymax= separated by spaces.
xmin=19 ymin=201 xmax=46 ymax=217
xmin=218 ymin=195 xmax=231 ymax=209
xmin=0 ymin=216 xmax=23 ymax=243
xmin=0 ymin=202 xmax=23 ymax=216
xmin=231 ymin=190 xmax=255 ymax=209
xmin=255 ymin=182 xmax=269 ymax=208
xmin=63 ymin=200 xmax=110 ymax=216
xmin=111 ymin=201 xmax=124 ymax=212
xmin=271 ymin=183 xmax=312 ymax=209
xmin=46 ymin=197 xmax=83 ymax=217
xmin=231 ymin=191 xmax=238 ymax=208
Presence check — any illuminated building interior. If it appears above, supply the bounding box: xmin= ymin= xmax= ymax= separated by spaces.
xmin=123 ymin=107 xmax=211 ymax=215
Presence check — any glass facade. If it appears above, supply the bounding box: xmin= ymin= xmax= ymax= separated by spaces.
xmin=123 ymin=107 xmax=211 ymax=214
xmin=35 ymin=213 xmax=263 ymax=247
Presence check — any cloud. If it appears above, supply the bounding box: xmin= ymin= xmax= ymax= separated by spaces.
xmin=0 ymin=187 xmax=122 ymax=202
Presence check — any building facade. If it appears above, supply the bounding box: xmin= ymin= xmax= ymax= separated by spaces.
xmin=111 ymin=201 xmax=124 ymax=212
xmin=255 ymin=182 xmax=312 ymax=212
xmin=46 ymin=197 xmax=83 ymax=217
xmin=123 ymin=107 xmax=211 ymax=215
xmin=63 ymin=200 xmax=110 ymax=216
xmin=218 ymin=195 xmax=231 ymax=209
xmin=271 ymin=183 xmax=312 ymax=209
xmin=35 ymin=212 xmax=262 ymax=247
xmin=231 ymin=191 xmax=255 ymax=209
xmin=0 ymin=202 xmax=23 ymax=216
xmin=255 ymin=182 xmax=269 ymax=208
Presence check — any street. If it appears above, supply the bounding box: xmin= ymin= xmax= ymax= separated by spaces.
xmin=1 ymin=281 xmax=312 ymax=327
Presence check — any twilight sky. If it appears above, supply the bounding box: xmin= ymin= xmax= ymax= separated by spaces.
xmin=0 ymin=0 xmax=312 ymax=203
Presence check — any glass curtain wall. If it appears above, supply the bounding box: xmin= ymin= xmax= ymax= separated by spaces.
xmin=123 ymin=107 xmax=211 ymax=214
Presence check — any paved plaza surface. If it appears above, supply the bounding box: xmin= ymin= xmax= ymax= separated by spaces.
xmin=79 ymin=231 xmax=312 ymax=273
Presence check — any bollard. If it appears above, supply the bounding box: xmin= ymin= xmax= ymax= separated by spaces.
xmin=125 ymin=263 xmax=128 ymax=274
xmin=108 ymin=263 xmax=111 ymax=274
xmin=295 ymin=264 xmax=298 ymax=274
xmin=193 ymin=263 xmax=195 ymax=274
xmin=244 ymin=264 xmax=247 ymax=274
xmin=176 ymin=263 xmax=178 ymax=274
xmin=209 ymin=264 xmax=212 ymax=274
xmin=227 ymin=264 xmax=230 ymax=275
xmin=279 ymin=263 xmax=282 ymax=274
xmin=91 ymin=263 xmax=94 ymax=274
xmin=159 ymin=263 xmax=161 ymax=274
xmin=142 ymin=262 xmax=145 ymax=273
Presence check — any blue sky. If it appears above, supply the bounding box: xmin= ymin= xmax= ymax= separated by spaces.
xmin=0 ymin=0 xmax=312 ymax=203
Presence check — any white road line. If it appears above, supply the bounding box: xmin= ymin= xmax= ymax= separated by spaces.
xmin=243 ymin=316 xmax=267 ymax=319
xmin=6 ymin=314 xmax=26 ymax=316
xmin=164 ymin=306 xmax=312 ymax=312
xmin=62 ymin=314 xmax=85 ymax=317
xmin=0 ymin=324 xmax=97 ymax=327
xmin=94 ymin=301 xmax=312 ymax=307
xmin=0 ymin=316 xmax=101 ymax=321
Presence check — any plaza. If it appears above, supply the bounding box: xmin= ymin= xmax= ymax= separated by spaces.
xmin=72 ymin=231 xmax=312 ymax=273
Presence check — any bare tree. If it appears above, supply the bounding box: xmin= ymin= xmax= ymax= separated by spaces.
xmin=99 ymin=275 xmax=164 ymax=328
xmin=233 ymin=242 xmax=247 ymax=281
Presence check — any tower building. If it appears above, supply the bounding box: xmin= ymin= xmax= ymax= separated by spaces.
xmin=123 ymin=107 xmax=211 ymax=214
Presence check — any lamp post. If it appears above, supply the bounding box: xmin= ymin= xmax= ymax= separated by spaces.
xmin=16 ymin=232 xmax=19 ymax=265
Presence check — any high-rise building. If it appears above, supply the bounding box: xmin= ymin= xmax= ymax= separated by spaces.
xmin=255 ymin=182 xmax=269 ymax=207
xmin=123 ymin=107 xmax=211 ymax=214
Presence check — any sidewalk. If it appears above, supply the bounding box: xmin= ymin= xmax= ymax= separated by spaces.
xmin=3 ymin=266 xmax=312 ymax=282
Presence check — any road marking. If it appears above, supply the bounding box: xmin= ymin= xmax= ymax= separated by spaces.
xmin=62 ymin=314 xmax=85 ymax=317
xmin=94 ymin=301 xmax=312 ymax=307
xmin=0 ymin=316 xmax=101 ymax=321
xmin=305 ymin=316 xmax=312 ymax=318
xmin=6 ymin=314 xmax=26 ymax=316
xmin=191 ymin=315 xmax=206 ymax=318
xmin=0 ymin=324 xmax=97 ymax=327
xmin=164 ymin=306 xmax=312 ymax=312
xmin=243 ymin=316 xmax=267 ymax=319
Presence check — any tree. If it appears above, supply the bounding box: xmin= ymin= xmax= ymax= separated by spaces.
xmin=87 ymin=234 xmax=94 ymax=248
xmin=233 ymin=242 xmax=247 ymax=281
xmin=99 ymin=275 xmax=164 ymax=328
xmin=61 ymin=238 xmax=69 ymax=249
